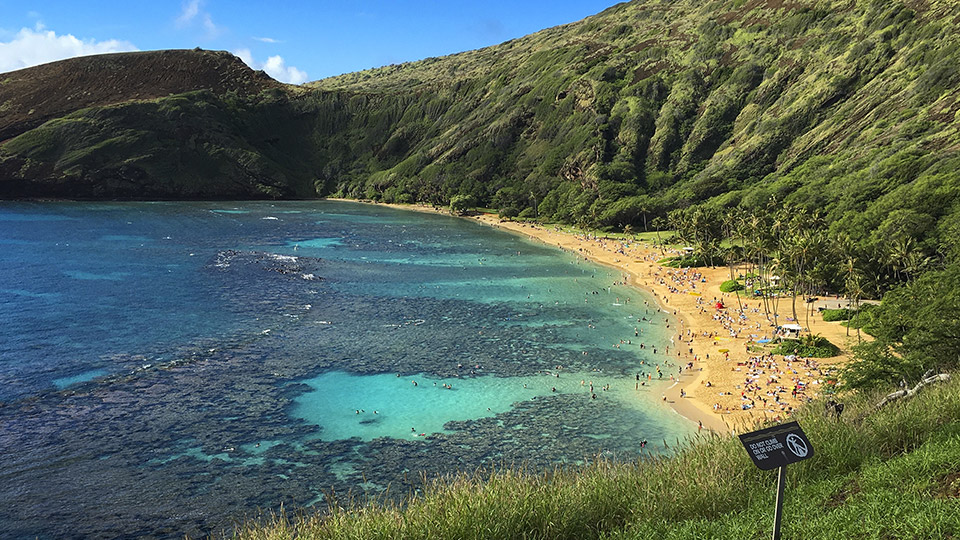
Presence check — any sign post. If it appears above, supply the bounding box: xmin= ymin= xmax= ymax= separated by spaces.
xmin=739 ymin=421 xmax=814 ymax=540
xmin=773 ymin=465 xmax=786 ymax=540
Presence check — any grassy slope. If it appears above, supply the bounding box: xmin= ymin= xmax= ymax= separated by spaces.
xmin=236 ymin=376 xmax=960 ymax=539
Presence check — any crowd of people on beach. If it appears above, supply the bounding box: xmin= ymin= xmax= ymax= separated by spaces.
xmin=721 ymin=353 xmax=832 ymax=422
xmin=652 ymin=267 xmax=706 ymax=295
xmin=551 ymin=234 xmax=843 ymax=428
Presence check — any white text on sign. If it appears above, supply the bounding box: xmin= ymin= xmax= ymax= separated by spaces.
xmin=749 ymin=437 xmax=783 ymax=460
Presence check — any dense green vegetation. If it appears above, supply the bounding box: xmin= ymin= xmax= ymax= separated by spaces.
xmin=236 ymin=372 xmax=960 ymax=539
xmin=307 ymin=0 xmax=960 ymax=260
xmin=3 ymin=0 xmax=960 ymax=274
xmin=844 ymin=262 xmax=960 ymax=389
xmin=0 ymin=89 xmax=324 ymax=198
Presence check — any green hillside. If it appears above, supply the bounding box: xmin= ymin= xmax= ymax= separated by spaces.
xmin=2 ymin=0 xmax=959 ymax=262
xmin=308 ymin=0 xmax=960 ymax=251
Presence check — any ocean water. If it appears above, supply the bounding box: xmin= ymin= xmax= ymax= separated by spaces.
xmin=0 ymin=201 xmax=694 ymax=539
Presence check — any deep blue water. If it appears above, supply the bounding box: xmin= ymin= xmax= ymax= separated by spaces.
xmin=0 ymin=201 xmax=693 ymax=539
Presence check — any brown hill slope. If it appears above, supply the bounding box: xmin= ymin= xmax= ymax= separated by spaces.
xmin=0 ymin=48 xmax=283 ymax=142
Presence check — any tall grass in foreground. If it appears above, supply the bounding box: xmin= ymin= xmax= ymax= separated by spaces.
xmin=233 ymin=378 xmax=960 ymax=539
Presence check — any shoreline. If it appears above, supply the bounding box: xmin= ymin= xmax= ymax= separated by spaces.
xmin=333 ymin=200 xmax=854 ymax=435
xmin=463 ymin=213 xmax=732 ymax=433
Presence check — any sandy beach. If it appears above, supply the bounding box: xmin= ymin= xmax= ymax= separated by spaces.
xmin=356 ymin=201 xmax=856 ymax=434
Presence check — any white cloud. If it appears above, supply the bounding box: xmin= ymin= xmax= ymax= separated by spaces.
xmin=0 ymin=24 xmax=137 ymax=73
xmin=202 ymin=14 xmax=219 ymax=35
xmin=253 ymin=37 xmax=280 ymax=44
xmin=176 ymin=0 xmax=200 ymax=26
xmin=234 ymin=48 xmax=308 ymax=85
xmin=263 ymin=55 xmax=307 ymax=84
xmin=175 ymin=0 xmax=221 ymax=38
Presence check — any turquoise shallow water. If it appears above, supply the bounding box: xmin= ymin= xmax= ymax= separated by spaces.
xmin=292 ymin=369 xmax=661 ymax=442
xmin=0 ymin=200 xmax=693 ymax=539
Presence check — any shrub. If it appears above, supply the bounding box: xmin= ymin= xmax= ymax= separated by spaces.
xmin=772 ymin=335 xmax=841 ymax=357
xmin=719 ymin=279 xmax=744 ymax=293
xmin=822 ymin=305 xmax=878 ymax=334
xmin=821 ymin=308 xmax=855 ymax=322
xmin=518 ymin=207 xmax=536 ymax=219
xmin=844 ymin=304 xmax=878 ymax=332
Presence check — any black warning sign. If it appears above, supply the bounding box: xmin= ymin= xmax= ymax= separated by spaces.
xmin=738 ymin=421 xmax=814 ymax=470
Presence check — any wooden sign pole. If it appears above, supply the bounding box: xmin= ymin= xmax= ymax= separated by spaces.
xmin=772 ymin=465 xmax=786 ymax=540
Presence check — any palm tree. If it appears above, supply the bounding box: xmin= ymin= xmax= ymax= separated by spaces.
xmin=884 ymin=237 xmax=914 ymax=283
xmin=903 ymin=248 xmax=932 ymax=282
xmin=842 ymin=254 xmax=866 ymax=342
xmin=723 ymin=207 xmax=750 ymax=279
xmin=783 ymin=226 xmax=824 ymax=335
xmin=651 ymin=216 xmax=668 ymax=256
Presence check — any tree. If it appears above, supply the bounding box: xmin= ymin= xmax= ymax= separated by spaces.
xmin=722 ymin=207 xmax=748 ymax=280
xmin=844 ymin=263 xmax=960 ymax=389
xmin=499 ymin=206 xmax=520 ymax=219
xmin=450 ymin=194 xmax=475 ymax=215
xmin=843 ymin=258 xmax=866 ymax=343
xmin=492 ymin=187 xmax=521 ymax=212
xmin=668 ymin=206 xmax=723 ymax=266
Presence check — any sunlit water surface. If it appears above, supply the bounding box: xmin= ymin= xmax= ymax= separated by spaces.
xmin=0 ymin=201 xmax=693 ymax=539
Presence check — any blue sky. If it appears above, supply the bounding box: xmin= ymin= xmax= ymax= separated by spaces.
xmin=0 ymin=1 xmax=620 ymax=83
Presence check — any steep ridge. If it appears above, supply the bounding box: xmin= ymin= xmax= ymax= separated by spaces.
xmin=0 ymin=49 xmax=314 ymax=199
xmin=0 ymin=49 xmax=282 ymax=143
